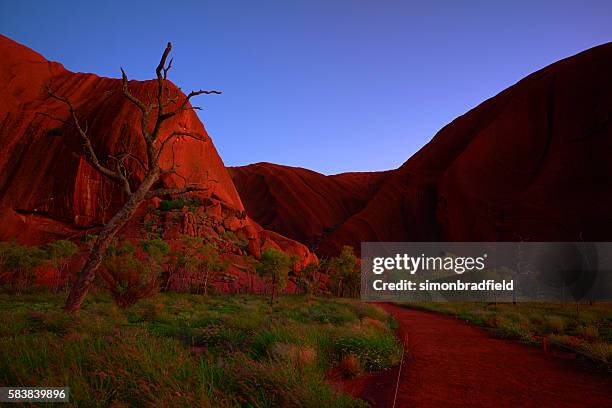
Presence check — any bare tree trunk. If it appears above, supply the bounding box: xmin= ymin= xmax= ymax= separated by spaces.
xmin=270 ymin=274 xmax=277 ymax=306
xmin=46 ymin=42 xmax=219 ymax=312
xmin=64 ymin=172 xmax=158 ymax=312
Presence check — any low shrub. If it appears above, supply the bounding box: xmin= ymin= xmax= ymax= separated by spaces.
xmin=99 ymin=240 xmax=164 ymax=307
xmin=0 ymin=240 xmax=77 ymax=291
xmin=335 ymin=331 xmax=401 ymax=371
xmin=576 ymin=325 xmax=599 ymax=341
xmin=582 ymin=342 xmax=612 ymax=363
xmin=544 ymin=316 xmax=567 ymax=334
xmin=496 ymin=319 xmax=532 ymax=342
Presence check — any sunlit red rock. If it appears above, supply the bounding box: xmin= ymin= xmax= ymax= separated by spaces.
xmin=0 ymin=34 xmax=314 ymax=265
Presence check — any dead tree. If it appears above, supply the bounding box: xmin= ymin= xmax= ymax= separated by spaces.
xmin=46 ymin=42 xmax=221 ymax=312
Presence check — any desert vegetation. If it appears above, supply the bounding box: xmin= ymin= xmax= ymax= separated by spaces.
xmin=401 ymin=302 xmax=612 ymax=367
xmin=0 ymin=238 xmax=361 ymax=302
xmin=323 ymin=246 xmax=360 ymax=299
xmin=0 ymin=240 xmax=77 ymax=293
xmin=0 ymin=291 xmax=401 ymax=407
xmin=0 ymin=231 xmax=393 ymax=406
xmin=256 ymin=248 xmax=294 ymax=306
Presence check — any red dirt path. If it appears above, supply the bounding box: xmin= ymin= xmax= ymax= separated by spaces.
xmin=345 ymin=304 xmax=612 ymax=408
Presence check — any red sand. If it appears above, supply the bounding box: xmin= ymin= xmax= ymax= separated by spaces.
xmin=348 ymin=304 xmax=612 ymax=407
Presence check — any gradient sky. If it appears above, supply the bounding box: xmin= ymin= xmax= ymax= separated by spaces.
xmin=2 ymin=1 xmax=611 ymax=174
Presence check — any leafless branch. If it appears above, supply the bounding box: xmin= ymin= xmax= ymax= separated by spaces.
xmin=117 ymin=138 xmax=148 ymax=172
xmin=156 ymin=89 xmax=221 ymax=124
xmin=106 ymin=155 xmax=133 ymax=194
xmin=156 ymin=131 xmax=206 ymax=162
xmin=46 ymin=84 xmax=130 ymax=193
xmin=145 ymin=184 xmax=214 ymax=200
xmin=159 ymin=138 xmax=181 ymax=176
xmin=163 ymin=58 xmax=173 ymax=80
xmin=150 ymin=42 xmax=174 ymax=141
xmin=119 ymin=68 xmax=148 ymax=114
xmin=159 ymin=94 xmax=179 ymax=109
xmin=119 ymin=152 xmax=147 ymax=172
xmin=35 ymin=111 xmax=69 ymax=125
xmin=62 ymin=40 xmax=223 ymax=312
xmin=120 ymin=67 xmax=155 ymax=163
xmin=156 ymin=42 xmax=173 ymax=82
xmin=179 ymin=89 xmax=222 ymax=110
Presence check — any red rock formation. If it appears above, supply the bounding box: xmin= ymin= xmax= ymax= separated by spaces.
xmin=229 ymin=163 xmax=390 ymax=252
xmin=259 ymin=229 xmax=318 ymax=267
xmin=0 ymin=35 xmax=315 ymax=265
xmin=233 ymin=43 xmax=612 ymax=255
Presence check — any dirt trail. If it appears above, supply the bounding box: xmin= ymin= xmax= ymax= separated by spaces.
xmin=355 ymin=304 xmax=612 ymax=408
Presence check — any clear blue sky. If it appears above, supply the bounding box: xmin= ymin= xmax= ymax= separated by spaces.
xmin=2 ymin=1 xmax=611 ymax=174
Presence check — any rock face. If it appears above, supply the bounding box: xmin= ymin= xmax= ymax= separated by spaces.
xmin=0 ymin=35 xmax=314 ymax=266
xmin=229 ymin=163 xmax=390 ymax=252
xmin=232 ymin=43 xmax=612 ymax=256
xmin=5 ymin=34 xmax=611 ymax=263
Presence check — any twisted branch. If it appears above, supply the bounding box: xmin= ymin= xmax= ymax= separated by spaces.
xmin=44 ymin=42 xmax=221 ymax=203
xmin=145 ymin=183 xmax=217 ymax=200
xmin=46 ymin=85 xmax=132 ymax=194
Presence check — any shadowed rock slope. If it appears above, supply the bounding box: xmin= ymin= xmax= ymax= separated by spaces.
xmin=229 ymin=163 xmax=390 ymax=252
xmin=232 ymin=43 xmax=612 ymax=256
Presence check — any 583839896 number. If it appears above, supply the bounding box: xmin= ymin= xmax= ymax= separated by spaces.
xmin=0 ymin=387 xmax=69 ymax=403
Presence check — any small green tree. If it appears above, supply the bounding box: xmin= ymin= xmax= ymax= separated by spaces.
xmin=197 ymin=243 xmax=228 ymax=295
xmin=295 ymin=262 xmax=321 ymax=298
xmin=256 ymin=248 xmax=292 ymax=306
xmin=163 ymin=237 xmax=202 ymax=292
xmin=0 ymin=241 xmax=49 ymax=291
xmin=162 ymin=237 xmax=228 ymax=294
xmin=329 ymin=246 xmax=360 ymax=298
xmin=100 ymin=239 xmax=169 ymax=307
xmin=44 ymin=240 xmax=78 ymax=292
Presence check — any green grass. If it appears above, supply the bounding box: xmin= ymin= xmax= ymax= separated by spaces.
xmin=0 ymin=291 xmax=401 ymax=407
xmin=401 ymin=302 xmax=612 ymax=366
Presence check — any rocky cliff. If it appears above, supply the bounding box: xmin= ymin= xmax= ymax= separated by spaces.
xmin=232 ymin=43 xmax=612 ymax=256
xmin=0 ymin=35 xmax=315 ymax=266
xmin=229 ymin=163 xmax=390 ymax=252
